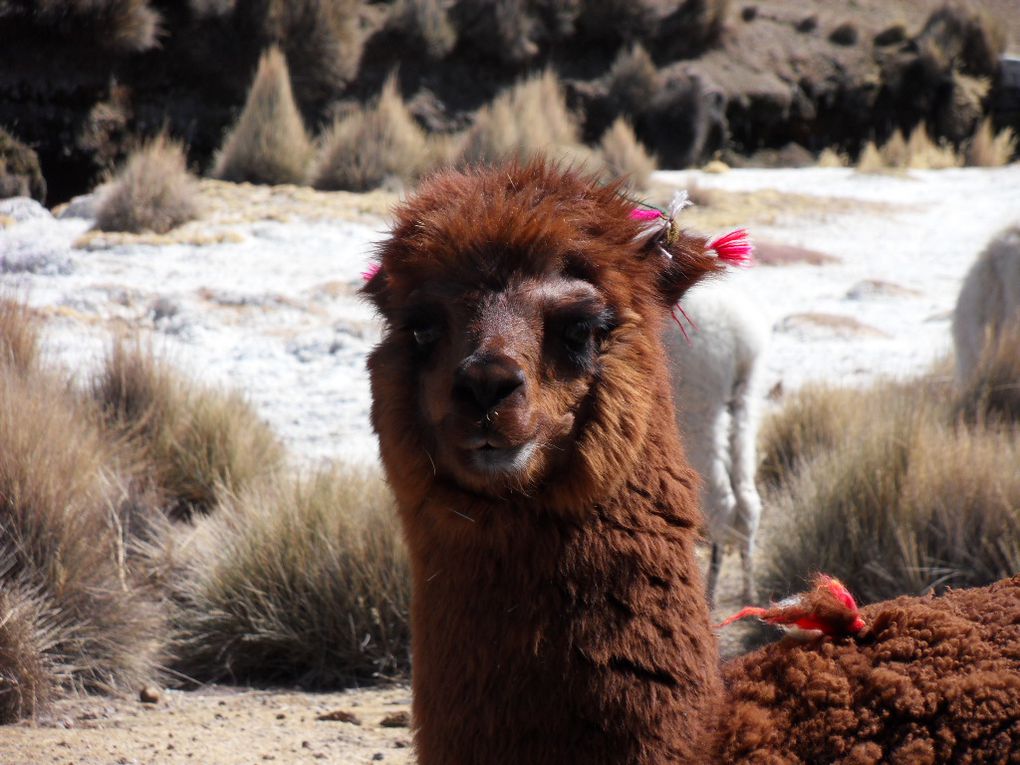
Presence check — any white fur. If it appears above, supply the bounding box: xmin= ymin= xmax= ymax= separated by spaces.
xmin=664 ymin=280 xmax=768 ymax=604
xmin=953 ymin=225 xmax=1020 ymax=385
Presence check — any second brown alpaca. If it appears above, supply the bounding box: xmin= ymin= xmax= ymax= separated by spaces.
xmin=364 ymin=161 xmax=1020 ymax=764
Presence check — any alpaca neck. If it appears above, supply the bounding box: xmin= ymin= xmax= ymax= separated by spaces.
xmin=406 ymin=432 xmax=722 ymax=765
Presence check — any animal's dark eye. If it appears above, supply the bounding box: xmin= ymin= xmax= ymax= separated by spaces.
xmin=412 ymin=323 xmax=441 ymax=348
xmin=562 ymin=320 xmax=593 ymax=350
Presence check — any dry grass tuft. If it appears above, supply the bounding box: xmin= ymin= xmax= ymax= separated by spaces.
xmin=967 ymin=118 xmax=1018 ymax=168
xmin=917 ymin=3 xmax=1005 ymax=79
xmin=598 ymin=117 xmax=656 ymax=189
xmin=35 ymin=0 xmax=162 ymax=52
xmin=312 ymin=74 xmax=431 ymax=192
xmin=606 ymin=43 xmax=660 ymax=115
xmin=857 ymin=124 xmax=968 ymax=172
xmin=906 ymin=123 xmax=963 ymax=169
xmin=1 ymin=368 xmax=165 ymax=709
xmin=0 ymin=298 xmax=40 ymax=377
xmin=170 ymin=466 xmax=410 ymax=686
xmin=760 ymin=373 xmax=1020 ymax=604
xmin=458 ymin=70 xmax=582 ymax=166
xmin=816 ymin=147 xmax=848 ymax=168
xmin=212 ymin=47 xmax=313 ymax=186
xmin=94 ymin=134 xmax=199 ymax=234
xmin=956 ymin=320 xmax=1020 ymax=424
xmin=0 ymin=585 xmax=58 ymax=723
xmin=90 ymin=341 xmax=285 ymax=519
xmin=389 ymin=0 xmax=457 ymax=59
xmin=269 ymin=0 xmax=364 ymax=105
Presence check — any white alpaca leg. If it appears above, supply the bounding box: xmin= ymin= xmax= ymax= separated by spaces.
xmin=728 ymin=366 xmax=762 ymax=604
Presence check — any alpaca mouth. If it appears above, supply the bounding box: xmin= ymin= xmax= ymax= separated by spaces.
xmin=462 ymin=439 xmax=538 ymax=475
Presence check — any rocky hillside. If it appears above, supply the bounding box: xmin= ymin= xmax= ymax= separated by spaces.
xmin=1 ymin=0 xmax=1017 ymax=203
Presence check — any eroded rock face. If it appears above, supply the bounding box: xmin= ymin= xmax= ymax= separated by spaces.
xmin=0 ymin=2 xmax=1010 ymax=204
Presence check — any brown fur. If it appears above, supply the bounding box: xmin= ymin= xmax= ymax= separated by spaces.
xmin=719 ymin=576 xmax=1020 ymax=763
xmin=365 ymin=161 xmax=1020 ymax=764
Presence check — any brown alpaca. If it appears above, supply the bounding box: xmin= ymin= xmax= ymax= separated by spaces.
xmin=364 ymin=161 xmax=1020 ymax=764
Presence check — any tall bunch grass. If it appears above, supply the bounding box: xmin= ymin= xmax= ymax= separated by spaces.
xmin=1 ymin=361 xmax=165 ymax=715
xmin=458 ymin=69 xmax=582 ymax=166
xmin=94 ymin=134 xmax=199 ymax=234
xmin=212 ymin=47 xmax=313 ymax=185
xmin=90 ymin=341 xmax=285 ymax=519
xmin=760 ymin=374 xmax=1020 ymax=604
xmin=598 ymin=117 xmax=655 ymax=189
xmin=170 ymin=466 xmax=410 ymax=686
xmin=34 ymin=0 xmax=161 ymax=52
xmin=312 ymin=75 xmax=431 ymax=192
xmin=955 ymin=320 xmax=1020 ymax=424
xmin=0 ymin=299 xmax=40 ymax=376
xmin=967 ymin=118 xmax=1018 ymax=167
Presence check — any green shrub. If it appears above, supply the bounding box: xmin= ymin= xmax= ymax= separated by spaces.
xmin=90 ymin=341 xmax=285 ymax=519
xmin=312 ymin=74 xmax=431 ymax=191
xmin=458 ymin=69 xmax=582 ymax=165
xmin=598 ymin=117 xmax=655 ymax=189
xmin=94 ymin=133 xmax=199 ymax=234
xmin=170 ymin=466 xmax=410 ymax=686
xmin=212 ymin=46 xmax=313 ymax=185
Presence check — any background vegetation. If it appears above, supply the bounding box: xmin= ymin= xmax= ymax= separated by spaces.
xmin=1 ymin=0 xmax=1017 ymax=203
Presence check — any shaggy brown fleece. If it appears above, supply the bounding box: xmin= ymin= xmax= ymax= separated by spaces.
xmin=719 ymin=576 xmax=1020 ymax=763
xmin=365 ymin=160 xmax=724 ymax=764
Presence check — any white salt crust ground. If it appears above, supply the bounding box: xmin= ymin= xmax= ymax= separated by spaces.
xmin=3 ymin=166 xmax=1018 ymax=467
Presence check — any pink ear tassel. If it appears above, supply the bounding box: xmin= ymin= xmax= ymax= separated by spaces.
xmin=630 ymin=208 xmax=664 ymax=222
xmin=362 ymin=262 xmax=382 ymax=282
xmin=708 ymin=228 xmax=754 ymax=266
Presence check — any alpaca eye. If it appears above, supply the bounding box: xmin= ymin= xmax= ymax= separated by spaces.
xmin=413 ymin=325 xmax=440 ymax=347
xmin=563 ymin=320 xmax=592 ymax=349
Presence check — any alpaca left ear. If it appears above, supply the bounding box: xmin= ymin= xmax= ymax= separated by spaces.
xmin=652 ymin=232 xmax=724 ymax=308
xmin=360 ymin=262 xmax=392 ymax=315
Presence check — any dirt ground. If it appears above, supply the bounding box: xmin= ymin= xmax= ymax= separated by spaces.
xmin=1 ymin=550 xmax=756 ymax=765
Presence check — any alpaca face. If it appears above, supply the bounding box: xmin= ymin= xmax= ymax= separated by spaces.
xmin=392 ymin=272 xmax=615 ymax=494
xmin=365 ymin=161 xmax=721 ymax=509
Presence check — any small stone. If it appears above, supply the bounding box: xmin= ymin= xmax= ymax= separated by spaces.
xmin=139 ymin=686 xmax=161 ymax=704
xmin=276 ymin=713 xmax=286 ymax=720
xmin=372 ymin=754 xmax=384 ymax=761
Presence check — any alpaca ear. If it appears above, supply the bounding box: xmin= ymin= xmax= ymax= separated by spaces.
xmin=360 ymin=263 xmax=392 ymax=315
xmin=651 ymin=232 xmax=724 ymax=308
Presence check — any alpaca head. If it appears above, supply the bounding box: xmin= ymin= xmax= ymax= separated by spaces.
xmin=365 ymin=161 xmax=722 ymax=516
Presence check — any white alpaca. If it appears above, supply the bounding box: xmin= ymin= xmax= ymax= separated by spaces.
xmin=664 ymin=280 xmax=768 ymax=604
xmin=953 ymin=225 xmax=1020 ymax=385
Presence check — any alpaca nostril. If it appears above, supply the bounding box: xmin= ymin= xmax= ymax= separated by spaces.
xmin=453 ymin=358 xmax=526 ymax=413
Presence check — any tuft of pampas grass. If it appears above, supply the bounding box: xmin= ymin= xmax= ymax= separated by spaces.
xmin=312 ymin=74 xmax=431 ymax=192
xmin=212 ymin=47 xmax=313 ymax=186
xmin=94 ymin=134 xmax=199 ymax=234
xmin=170 ymin=466 xmax=410 ymax=686
xmin=89 ymin=341 xmax=285 ymax=519
xmin=598 ymin=117 xmax=656 ymax=189
xmin=458 ymin=69 xmax=582 ymax=166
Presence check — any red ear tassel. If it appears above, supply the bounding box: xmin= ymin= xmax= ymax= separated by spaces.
xmin=362 ymin=262 xmax=382 ymax=281
xmin=709 ymin=228 xmax=754 ymax=266
xmin=717 ymin=574 xmax=866 ymax=638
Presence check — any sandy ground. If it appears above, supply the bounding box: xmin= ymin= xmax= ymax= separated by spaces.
xmin=2 ymin=165 xmax=1018 ymax=763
